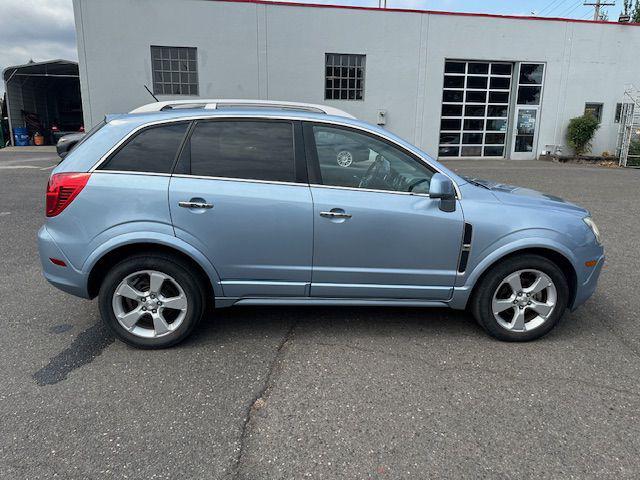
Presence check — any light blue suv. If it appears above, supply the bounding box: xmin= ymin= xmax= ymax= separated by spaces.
xmin=38 ymin=100 xmax=604 ymax=348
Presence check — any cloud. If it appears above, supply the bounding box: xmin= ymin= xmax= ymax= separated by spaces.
xmin=0 ymin=0 xmax=77 ymax=96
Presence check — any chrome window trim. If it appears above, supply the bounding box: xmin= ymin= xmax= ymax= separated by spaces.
xmin=89 ymin=113 xmax=461 ymax=198
xmin=172 ymin=173 xmax=307 ymax=187
xmin=309 ymin=183 xmax=432 ymax=198
xmin=92 ymin=170 xmax=172 ymax=178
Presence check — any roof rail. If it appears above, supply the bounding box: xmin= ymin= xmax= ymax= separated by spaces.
xmin=129 ymin=99 xmax=356 ymax=119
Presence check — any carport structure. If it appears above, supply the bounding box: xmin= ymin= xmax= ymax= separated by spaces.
xmin=2 ymin=59 xmax=83 ymax=146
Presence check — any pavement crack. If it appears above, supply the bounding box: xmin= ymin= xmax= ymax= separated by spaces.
xmin=33 ymin=322 xmax=114 ymax=386
xmin=231 ymin=320 xmax=297 ymax=479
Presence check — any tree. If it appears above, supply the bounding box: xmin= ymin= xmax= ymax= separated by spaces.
xmin=623 ymin=0 xmax=632 ymax=15
xmin=633 ymin=0 xmax=640 ymax=22
xmin=566 ymin=114 xmax=600 ymax=156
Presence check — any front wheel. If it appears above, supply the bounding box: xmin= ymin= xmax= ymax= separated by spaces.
xmin=98 ymin=254 xmax=205 ymax=348
xmin=471 ymin=255 xmax=569 ymax=341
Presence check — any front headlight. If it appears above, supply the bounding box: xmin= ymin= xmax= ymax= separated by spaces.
xmin=583 ymin=217 xmax=602 ymax=244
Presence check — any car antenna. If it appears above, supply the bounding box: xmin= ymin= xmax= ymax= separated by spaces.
xmin=144 ymin=85 xmax=159 ymax=102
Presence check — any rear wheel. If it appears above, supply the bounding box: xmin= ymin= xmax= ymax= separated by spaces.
xmin=98 ymin=254 xmax=205 ymax=348
xmin=471 ymin=255 xmax=569 ymax=341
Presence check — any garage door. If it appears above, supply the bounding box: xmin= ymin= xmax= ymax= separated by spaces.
xmin=438 ymin=60 xmax=512 ymax=158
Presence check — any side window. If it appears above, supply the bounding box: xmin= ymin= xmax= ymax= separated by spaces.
xmin=187 ymin=121 xmax=296 ymax=182
xmin=100 ymin=123 xmax=189 ymax=173
xmin=311 ymin=125 xmax=434 ymax=194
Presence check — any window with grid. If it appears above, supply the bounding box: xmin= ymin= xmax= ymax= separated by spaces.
xmin=325 ymin=53 xmax=365 ymax=100
xmin=438 ymin=60 xmax=513 ymax=158
xmin=151 ymin=46 xmax=199 ymax=96
xmin=584 ymin=103 xmax=603 ymax=123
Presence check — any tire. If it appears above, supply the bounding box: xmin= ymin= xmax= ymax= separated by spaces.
xmin=98 ymin=254 xmax=206 ymax=348
xmin=471 ymin=254 xmax=569 ymax=342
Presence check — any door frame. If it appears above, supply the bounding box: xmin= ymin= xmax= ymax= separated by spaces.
xmin=508 ymin=62 xmax=546 ymax=160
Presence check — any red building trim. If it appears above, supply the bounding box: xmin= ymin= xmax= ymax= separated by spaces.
xmin=212 ymin=0 xmax=639 ymax=27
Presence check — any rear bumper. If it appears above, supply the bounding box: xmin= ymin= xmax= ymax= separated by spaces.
xmin=570 ymin=253 xmax=604 ymax=311
xmin=37 ymin=226 xmax=90 ymax=298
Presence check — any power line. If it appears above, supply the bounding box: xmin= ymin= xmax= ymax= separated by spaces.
xmin=557 ymin=0 xmax=584 ymax=16
xmin=538 ymin=0 xmax=569 ymax=15
xmin=584 ymin=1 xmax=616 ymax=20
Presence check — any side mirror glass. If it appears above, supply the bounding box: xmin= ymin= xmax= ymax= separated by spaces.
xmin=429 ymin=173 xmax=456 ymax=212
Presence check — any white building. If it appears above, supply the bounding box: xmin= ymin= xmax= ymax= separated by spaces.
xmin=72 ymin=0 xmax=640 ymax=160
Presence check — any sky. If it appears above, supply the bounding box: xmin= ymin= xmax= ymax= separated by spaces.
xmin=0 ymin=0 xmax=628 ymax=97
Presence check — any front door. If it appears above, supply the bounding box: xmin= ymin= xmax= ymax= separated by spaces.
xmin=169 ymin=119 xmax=313 ymax=298
xmin=510 ymin=63 xmax=545 ymax=160
xmin=304 ymin=123 xmax=464 ymax=300
xmin=510 ymin=106 xmax=539 ymax=160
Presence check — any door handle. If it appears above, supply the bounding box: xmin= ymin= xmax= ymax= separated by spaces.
xmin=178 ymin=201 xmax=213 ymax=209
xmin=320 ymin=211 xmax=352 ymax=219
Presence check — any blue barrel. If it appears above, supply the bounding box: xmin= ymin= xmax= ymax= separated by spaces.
xmin=13 ymin=127 xmax=30 ymax=147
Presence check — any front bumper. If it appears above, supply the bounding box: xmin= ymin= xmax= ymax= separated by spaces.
xmin=571 ymin=253 xmax=605 ymax=310
xmin=37 ymin=226 xmax=90 ymax=298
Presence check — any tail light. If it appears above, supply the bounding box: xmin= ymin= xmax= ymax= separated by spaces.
xmin=46 ymin=172 xmax=91 ymax=217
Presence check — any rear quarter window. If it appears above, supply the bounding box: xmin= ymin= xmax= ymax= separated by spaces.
xmin=99 ymin=122 xmax=189 ymax=173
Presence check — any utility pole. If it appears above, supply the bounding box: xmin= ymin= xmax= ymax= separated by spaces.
xmin=584 ymin=1 xmax=616 ymax=20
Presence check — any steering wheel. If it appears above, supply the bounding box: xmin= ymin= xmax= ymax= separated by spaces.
xmin=358 ymin=155 xmax=390 ymax=189
xmin=408 ymin=178 xmax=430 ymax=193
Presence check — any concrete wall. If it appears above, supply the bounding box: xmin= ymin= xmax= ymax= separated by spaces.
xmin=73 ymin=0 xmax=640 ymax=159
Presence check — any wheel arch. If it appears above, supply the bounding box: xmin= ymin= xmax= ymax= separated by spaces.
xmin=464 ymin=247 xmax=577 ymax=311
xmin=86 ymin=241 xmax=221 ymax=301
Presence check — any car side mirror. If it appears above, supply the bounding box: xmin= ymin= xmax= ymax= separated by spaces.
xmin=56 ymin=135 xmax=83 ymax=160
xmin=429 ymin=173 xmax=456 ymax=212
xmin=57 ymin=141 xmax=78 ymax=160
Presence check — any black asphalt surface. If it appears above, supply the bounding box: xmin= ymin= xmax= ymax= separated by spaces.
xmin=1 ymin=150 xmax=639 ymax=479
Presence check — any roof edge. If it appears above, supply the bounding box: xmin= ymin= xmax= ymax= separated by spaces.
xmin=214 ymin=0 xmax=640 ymax=27
xmin=2 ymin=59 xmax=79 ymax=81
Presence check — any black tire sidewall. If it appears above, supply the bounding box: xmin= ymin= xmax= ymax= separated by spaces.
xmin=473 ymin=255 xmax=569 ymax=342
xmin=98 ymin=255 xmax=205 ymax=348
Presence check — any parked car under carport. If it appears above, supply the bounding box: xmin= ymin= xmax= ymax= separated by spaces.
xmin=2 ymin=59 xmax=83 ymax=146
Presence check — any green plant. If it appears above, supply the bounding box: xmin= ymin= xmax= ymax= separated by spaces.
xmin=630 ymin=139 xmax=640 ymax=156
xmin=634 ymin=0 xmax=640 ymax=22
xmin=566 ymin=114 xmax=600 ymax=156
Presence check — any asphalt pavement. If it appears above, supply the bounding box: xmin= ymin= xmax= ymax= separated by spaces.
xmin=0 ymin=150 xmax=638 ymax=479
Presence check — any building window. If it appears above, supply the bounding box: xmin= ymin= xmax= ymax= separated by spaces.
xmin=584 ymin=103 xmax=603 ymax=123
xmin=325 ymin=53 xmax=365 ymax=100
xmin=438 ymin=60 xmax=512 ymax=158
xmin=615 ymin=103 xmax=634 ymax=123
xmin=151 ymin=46 xmax=198 ymax=96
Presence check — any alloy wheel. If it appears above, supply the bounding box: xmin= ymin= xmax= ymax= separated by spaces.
xmin=111 ymin=270 xmax=188 ymax=338
xmin=336 ymin=150 xmax=354 ymax=167
xmin=491 ymin=269 xmax=557 ymax=333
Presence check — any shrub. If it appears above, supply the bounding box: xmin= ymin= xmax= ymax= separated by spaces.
xmin=566 ymin=114 xmax=600 ymax=156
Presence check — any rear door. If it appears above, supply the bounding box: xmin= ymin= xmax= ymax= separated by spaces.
xmin=169 ymin=119 xmax=313 ymax=298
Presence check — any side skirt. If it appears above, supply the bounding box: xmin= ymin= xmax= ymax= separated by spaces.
xmin=214 ymin=297 xmax=451 ymax=308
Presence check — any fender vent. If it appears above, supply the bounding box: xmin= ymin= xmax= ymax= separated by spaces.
xmin=457 ymin=223 xmax=473 ymax=273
